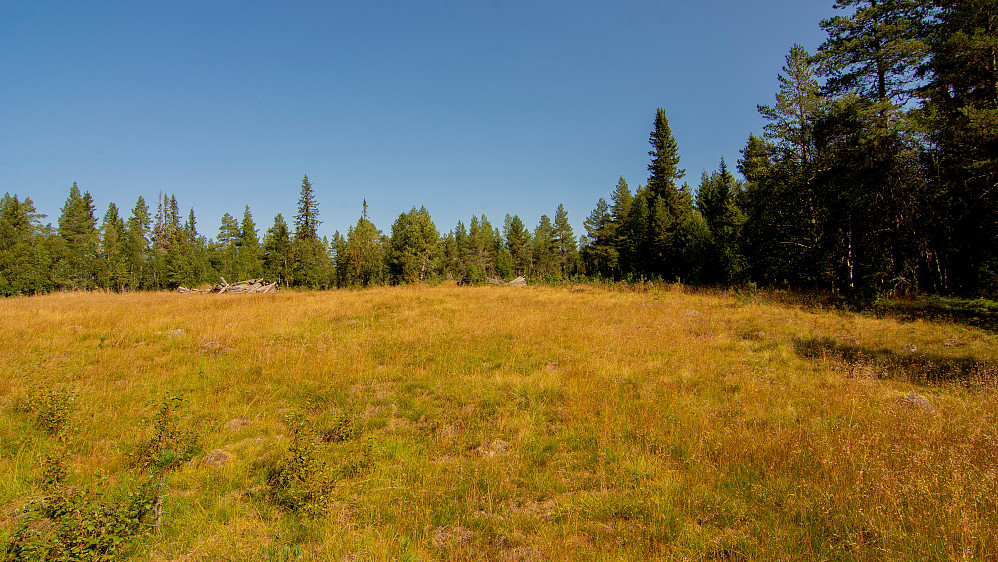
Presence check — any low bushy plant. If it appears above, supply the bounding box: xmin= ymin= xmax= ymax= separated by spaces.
xmin=28 ymin=387 xmax=76 ymax=440
xmin=134 ymin=394 xmax=201 ymax=472
xmin=267 ymin=412 xmax=335 ymax=516
xmin=4 ymin=457 xmax=159 ymax=562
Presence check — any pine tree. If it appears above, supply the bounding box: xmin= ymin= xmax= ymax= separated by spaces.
xmin=387 ymin=206 xmax=439 ymax=284
xmin=816 ymin=0 xmax=929 ymax=105
xmin=263 ymin=214 xmax=293 ymax=287
xmin=747 ymin=45 xmax=829 ymax=287
xmin=582 ymin=198 xmax=615 ymax=278
xmin=217 ymin=212 xmax=241 ymax=281
xmin=532 ymin=215 xmax=557 ymax=279
xmin=553 ymin=204 xmax=577 ymax=278
xmin=503 ymin=214 xmax=531 ymax=277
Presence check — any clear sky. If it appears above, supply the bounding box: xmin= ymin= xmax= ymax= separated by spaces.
xmin=1 ymin=1 xmax=838 ymax=242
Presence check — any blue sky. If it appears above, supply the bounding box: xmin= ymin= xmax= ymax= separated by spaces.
xmin=1 ymin=1 xmax=837 ymax=241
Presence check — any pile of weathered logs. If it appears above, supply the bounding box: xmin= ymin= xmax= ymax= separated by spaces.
xmin=488 ymin=276 xmax=527 ymax=287
xmin=178 ymin=278 xmax=279 ymax=294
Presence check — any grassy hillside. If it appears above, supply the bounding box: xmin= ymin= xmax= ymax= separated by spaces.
xmin=1 ymin=285 xmax=996 ymax=561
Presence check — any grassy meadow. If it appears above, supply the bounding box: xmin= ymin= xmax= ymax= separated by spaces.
xmin=1 ymin=285 xmax=997 ymax=561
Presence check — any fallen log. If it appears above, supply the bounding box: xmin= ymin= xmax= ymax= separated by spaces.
xmin=177 ymin=278 xmax=280 ymax=294
xmin=488 ymin=276 xmax=527 ymax=287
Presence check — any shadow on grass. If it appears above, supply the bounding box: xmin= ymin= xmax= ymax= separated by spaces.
xmin=794 ymin=337 xmax=998 ymax=388
xmin=872 ymin=297 xmax=998 ymax=334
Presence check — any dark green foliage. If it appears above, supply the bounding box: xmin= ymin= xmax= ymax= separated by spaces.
xmin=267 ymin=412 xmax=335 ymax=516
xmin=263 ymin=214 xmax=293 ymax=287
xmin=532 ymin=214 xmax=558 ymax=279
xmin=816 ymin=0 xmax=929 ymax=104
xmin=553 ymin=204 xmax=577 ymax=278
xmin=3 ymin=4 xmax=998 ymax=299
xmin=919 ymin=0 xmax=998 ymax=296
xmin=56 ymin=183 xmax=99 ymax=290
xmin=0 ymin=194 xmax=53 ymax=296
xmin=503 ymin=214 xmax=531 ymax=278
xmin=216 ymin=212 xmax=241 ymax=281
xmin=3 ymin=466 xmax=160 ymax=562
xmin=123 ymin=196 xmax=152 ymax=290
xmin=336 ymin=203 xmax=385 ymax=287
xmin=387 ymin=206 xmax=439 ymax=284
xmin=294 ymin=174 xmax=320 ymax=243
xmin=696 ymin=160 xmax=745 ymax=284
xmin=239 ymin=206 xmax=264 ymax=280
xmin=581 ymin=197 xmax=616 ymax=278
xmin=647 ymin=108 xmax=686 ymax=206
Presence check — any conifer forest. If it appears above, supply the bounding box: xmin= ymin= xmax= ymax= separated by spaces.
xmin=2 ymin=0 xmax=996 ymax=300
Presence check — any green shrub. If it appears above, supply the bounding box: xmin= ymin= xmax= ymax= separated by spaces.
xmin=28 ymin=387 xmax=76 ymax=439
xmin=4 ymin=458 xmax=160 ymax=561
xmin=267 ymin=412 xmax=335 ymax=516
xmin=134 ymin=394 xmax=201 ymax=472
xmin=320 ymin=408 xmax=356 ymax=443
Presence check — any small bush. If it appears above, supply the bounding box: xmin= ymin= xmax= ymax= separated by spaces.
xmin=4 ymin=458 xmax=160 ymax=562
xmin=320 ymin=408 xmax=356 ymax=443
xmin=27 ymin=387 xmax=76 ymax=439
xmin=267 ymin=412 xmax=335 ymax=516
xmin=134 ymin=394 xmax=201 ymax=472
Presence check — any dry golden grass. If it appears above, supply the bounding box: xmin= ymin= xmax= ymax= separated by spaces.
xmin=1 ymin=285 xmax=996 ymax=560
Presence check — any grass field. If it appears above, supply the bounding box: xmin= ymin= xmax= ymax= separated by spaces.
xmin=1 ymin=285 xmax=997 ymax=561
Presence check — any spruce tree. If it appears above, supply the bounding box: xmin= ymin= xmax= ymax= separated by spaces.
xmin=294 ymin=174 xmax=320 ymax=242
xmin=343 ymin=208 xmax=384 ymax=287
xmin=503 ymin=214 xmax=531 ymax=277
xmin=645 ymin=109 xmax=689 ymax=279
xmin=609 ymin=177 xmax=632 ymax=277
xmin=532 ymin=215 xmax=557 ymax=279
xmin=57 ymin=182 xmax=99 ymax=289
xmin=263 ymin=214 xmax=293 ymax=287
xmin=97 ymin=203 xmax=127 ymax=291
xmin=125 ymin=196 xmax=152 ymax=289
xmin=696 ymin=159 xmax=745 ymax=283
xmin=240 ymin=206 xmax=264 ymax=280
xmin=647 ymin=108 xmax=686 ymax=215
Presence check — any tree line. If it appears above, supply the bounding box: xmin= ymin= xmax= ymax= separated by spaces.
xmin=2 ymin=0 xmax=995 ymax=298
xmin=583 ymin=0 xmax=997 ymax=299
xmin=0 ymin=174 xmax=579 ymax=294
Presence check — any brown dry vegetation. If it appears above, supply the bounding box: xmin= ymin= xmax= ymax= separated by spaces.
xmin=1 ymin=285 xmax=997 ymax=560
